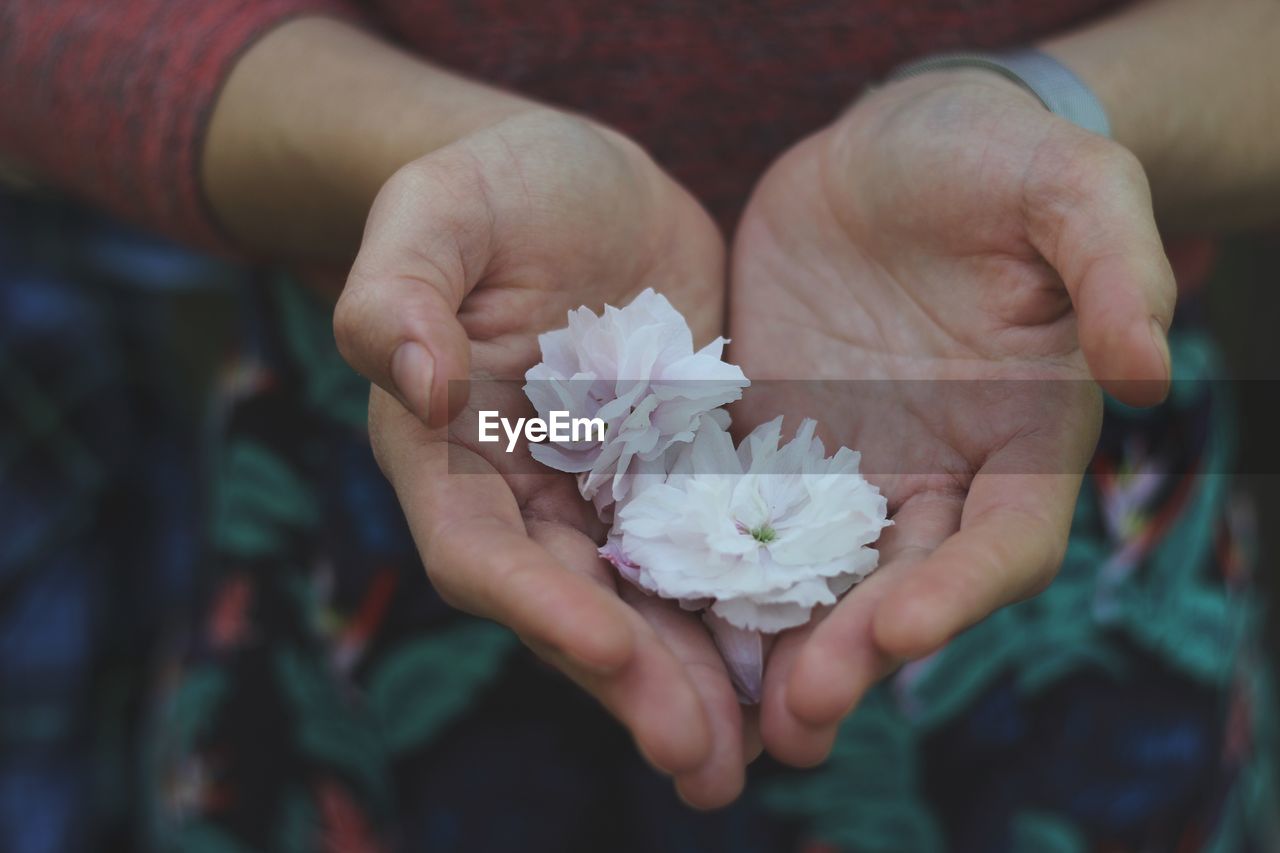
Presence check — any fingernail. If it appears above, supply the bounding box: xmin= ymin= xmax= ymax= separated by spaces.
xmin=1149 ymin=317 xmax=1172 ymax=387
xmin=391 ymin=341 xmax=434 ymax=422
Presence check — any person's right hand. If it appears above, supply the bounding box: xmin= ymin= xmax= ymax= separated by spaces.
xmin=335 ymin=110 xmax=751 ymax=807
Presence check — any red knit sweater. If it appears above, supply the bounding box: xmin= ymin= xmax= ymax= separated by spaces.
xmin=0 ymin=0 xmax=1124 ymax=246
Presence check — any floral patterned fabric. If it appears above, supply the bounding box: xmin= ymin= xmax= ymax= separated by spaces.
xmin=0 ymin=194 xmax=1276 ymax=851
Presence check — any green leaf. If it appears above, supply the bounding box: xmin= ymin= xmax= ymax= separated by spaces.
xmin=367 ymin=620 xmax=517 ymax=753
xmin=173 ymin=824 xmax=259 ymax=853
xmin=214 ymin=439 xmax=320 ymax=557
xmin=274 ymin=647 xmax=389 ymax=814
xmin=1010 ymin=811 xmax=1087 ymax=853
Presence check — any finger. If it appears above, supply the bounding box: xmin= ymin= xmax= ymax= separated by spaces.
xmin=783 ymin=491 xmax=960 ymax=728
xmin=427 ymin=518 xmax=635 ymax=672
xmin=872 ymin=471 xmax=1081 ymax=660
xmin=335 ymin=154 xmax=493 ymax=427
xmin=372 ymin=387 xmax=634 ymax=671
xmin=675 ymin=671 xmax=746 ymax=809
xmin=531 ymin=531 xmax=715 ymax=781
xmin=760 ymin=571 xmax=901 ymax=767
xmin=534 ymin=639 xmax=712 ymax=780
xmin=1027 ymin=133 xmax=1176 ymax=406
xmin=375 ymin=387 xmax=713 ymax=779
xmin=614 ymin=587 xmax=745 ymax=809
xmin=757 ymin=493 xmax=954 ymax=766
xmin=758 ymin=630 xmax=840 ymax=768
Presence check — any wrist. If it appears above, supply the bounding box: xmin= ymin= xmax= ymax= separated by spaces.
xmin=871 ymin=66 xmax=1044 ymax=108
xmin=1037 ymin=37 xmax=1151 ymax=179
xmin=882 ymin=50 xmax=1110 ymax=138
xmin=845 ymin=67 xmax=1045 ymax=144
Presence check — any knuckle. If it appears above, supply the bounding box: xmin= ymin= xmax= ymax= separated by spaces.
xmin=417 ymin=547 xmax=470 ymax=612
xmin=331 ymin=286 xmax=366 ymax=362
xmin=424 ymin=569 xmax=463 ymax=610
xmin=1097 ymin=142 xmax=1146 ymax=185
xmin=377 ymin=155 xmax=482 ymax=240
xmin=383 ymin=156 xmax=440 ymax=199
xmin=1031 ymin=130 xmax=1147 ymax=205
xmin=334 ymin=272 xmax=442 ymax=378
xmin=1080 ymin=135 xmax=1147 ymax=192
xmin=497 ymin=109 xmax=611 ymax=160
xmin=1039 ymin=531 xmax=1070 ymax=581
xmin=508 ymin=107 xmax=591 ymax=140
xmin=1017 ymin=520 xmax=1068 ymax=596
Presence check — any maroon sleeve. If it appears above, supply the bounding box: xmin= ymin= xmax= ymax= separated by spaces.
xmin=0 ymin=0 xmax=362 ymax=250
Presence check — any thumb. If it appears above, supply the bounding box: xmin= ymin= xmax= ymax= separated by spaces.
xmin=1026 ymin=133 xmax=1176 ymax=407
xmin=334 ymin=156 xmax=494 ymax=427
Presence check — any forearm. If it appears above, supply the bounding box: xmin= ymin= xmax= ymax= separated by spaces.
xmin=0 ymin=0 xmax=365 ymax=247
xmin=1042 ymin=0 xmax=1280 ymax=231
xmin=204 ymin=17 xmax=539 ymax=261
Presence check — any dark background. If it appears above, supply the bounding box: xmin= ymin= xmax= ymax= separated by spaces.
xmin=1206 ymin=235 xmax=1280 ymax=665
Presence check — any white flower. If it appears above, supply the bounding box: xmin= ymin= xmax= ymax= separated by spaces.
xmin=605 ymin=416 xmax=890 ymax=631
xmin=601 ymin=416 xmax=890 ymax=701
xmin=524 ymin=288 xmax=748 ymax=519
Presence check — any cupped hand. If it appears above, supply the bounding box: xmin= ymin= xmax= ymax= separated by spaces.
xmin=336 ymin=110 xmax=750 ymax=806
xmin=728 ymin=71 xmax=1175 ymax=765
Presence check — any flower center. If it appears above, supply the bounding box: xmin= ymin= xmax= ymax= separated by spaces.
xmin=749 ymin=524 xmax=777 ymax=544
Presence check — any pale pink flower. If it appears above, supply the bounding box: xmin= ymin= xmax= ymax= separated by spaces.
xmin=601 ymin=416 xmax=890 ymax=701
xmin=524 ymin=288 xmax=747 ymax=519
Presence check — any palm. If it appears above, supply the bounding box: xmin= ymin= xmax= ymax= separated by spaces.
xmin=730 ymin=120 xmax=1101 ymax=504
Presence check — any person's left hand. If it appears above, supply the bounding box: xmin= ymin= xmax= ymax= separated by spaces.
xmin=728 ymin=70 xmax=1176 ymax=765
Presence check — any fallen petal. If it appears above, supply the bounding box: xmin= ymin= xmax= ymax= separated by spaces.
xmin=703 ymin=612 xmax=766 ymax=704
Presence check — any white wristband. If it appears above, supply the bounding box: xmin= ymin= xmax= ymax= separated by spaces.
xmin=887 ymin=49 xmax=1111 ymax=138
